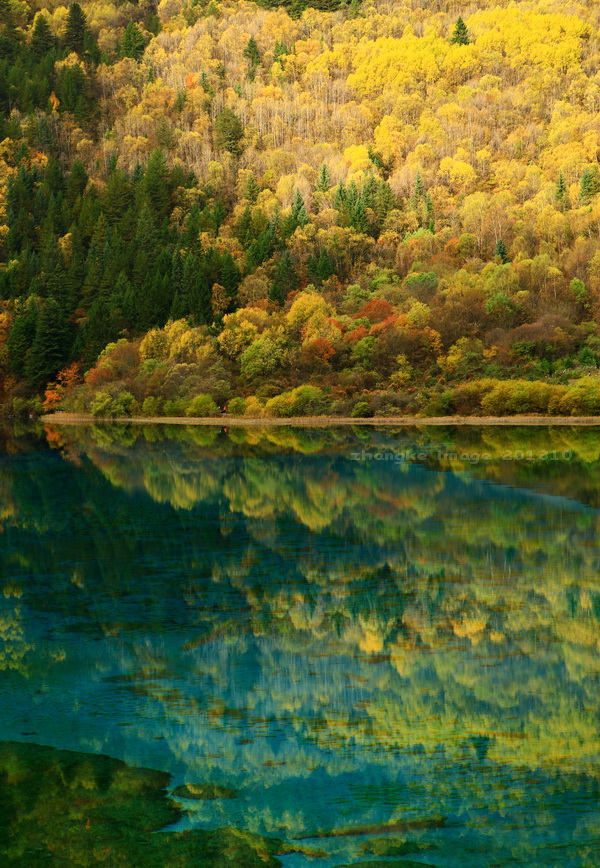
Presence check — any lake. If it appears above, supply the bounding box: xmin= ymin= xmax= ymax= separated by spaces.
xmin=0 ymin=422 xmax=598 ymax=867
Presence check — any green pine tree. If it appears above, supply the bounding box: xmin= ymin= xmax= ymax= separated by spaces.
xmin=220 ymin=251 xmax=241 ymax=299
xmin=7 ymin=300 xmax=38 ymax=377
xmin=270 ymin=250 xmax=299 ymax=305
xmin=374 ymin=181 xmax=396 ymax=224
xmin=414 ymin=171 xmax=425 ymax=200
xmin=121 ymin=21 xmax=146 ymax=60
xmin=424 ymin=193 xmax=434 ymax=231
xmin=65 ymin=159 xmax=89 ymax=206
xmin=579 ymin=168 xmax=594 ymax=205
xmin=556 ymin=172 xmax=569 ymax=211
xmin=214 ymin=108 xmax=244 ymax=155
xmin=0 ymin=0 xmax=20 ymax=61
xmin=25 ymin=297 xmax=70 ymax=386
xmin=243 ymin=37 xmax=261 ymax=68
xmin=139 ymin=149 xmax=170 ymax=220
xmin=244 ymin=173 xmax=260 ymax=203
xmin=451 ymin=17 xmax=470 ymax=46
xmin=31 ymin=14 xmax=54 ymax=58
xmin=63 ymin=3 xmax=88 ymax=55
xmin=351 ymin=197 xmax=369 ymax=234
xmin=274 ymin=40 xmax=288 ymax=65
xmin=316 ymin=249 xmax=334 ymax=282
xmin=291 ymin=189 xmax=308 ymax=227
xmin=494 ymin=238 xmax=510 ymax=263
xmin=316 ymin=164 xmax=332 ymax=192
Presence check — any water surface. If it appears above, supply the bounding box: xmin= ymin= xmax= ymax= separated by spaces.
xmin=1 ymin=423 xmax=599 ymax=866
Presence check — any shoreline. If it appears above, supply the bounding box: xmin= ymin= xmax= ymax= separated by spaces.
xmin=41 ymin=413 xmax=600 ymax=427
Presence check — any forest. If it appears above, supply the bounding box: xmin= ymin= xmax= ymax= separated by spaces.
xmin=3 ymin=0 xmax=600 ymax=417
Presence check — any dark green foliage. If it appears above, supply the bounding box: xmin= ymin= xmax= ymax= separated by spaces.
xmin=292 ymin=189 xmax=308 ymax=225
xmin=244 ymin=173 xmax=260 ymax=203
xmin=139 ymin=149 xmax=171 ymax=220
xmin=316 ymin=164 xmax=332 ymax=192
xmin=214 ymin=107 xmax=244 ymax=155
xmin=308 ymin=249 xmax=335 ymax=284
xmin=0 ymin=741 xmax=284 ymax=867
xmin=121 ymin=21 xmax=146 ymax=60
xmin=63 ymin=2 xmax=88 ymax=55
xmin=270 ymin=250 xmax=299 ymax=304
xmin=244 ymin=37 xmax=261 ymax=68
xmin=578 ymin=166 xmax=600 ymax=205
xmin=56 ymin=62 xmax=91 ymax=122
xmin=25 ymin=297 xmax=70 ymax=386
xmin=556 ymin=172 xmax=569 ymax=210
xmin=31 ymin=15 xmax=55 ymax=58
xmin=494 ymin=238 xmax=510 ymax=263
xmin=0 ymin=0 xmax=20 ymax=62
xmin=1 ymin=147 xmax=245 ymax=387
xmin=257 ymin=0 xmax=350 ymax=17
xmin=451 ymin=16 xmax=470 ymax=45
xmin=221 ymin=250 xmax=241 ymax=299
xmin=274 ymin=40 xmax=289 ymax=64
xmin=7 ymin=300 xmax=38 ymax=376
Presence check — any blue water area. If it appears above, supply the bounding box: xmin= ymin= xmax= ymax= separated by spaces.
xmin=0 ymin=423 xmax=599 ymax=867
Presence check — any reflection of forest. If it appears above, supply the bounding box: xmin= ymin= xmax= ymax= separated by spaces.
xmin=0 ymin=423 xmax=599 ymax=859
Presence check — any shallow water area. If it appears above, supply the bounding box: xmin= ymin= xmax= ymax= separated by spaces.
xmin=0 ymin=422 xmax=599 ymax=867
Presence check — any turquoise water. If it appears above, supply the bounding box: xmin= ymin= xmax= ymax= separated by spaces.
xmin=0 ymin=423 xmax=599 ymax=866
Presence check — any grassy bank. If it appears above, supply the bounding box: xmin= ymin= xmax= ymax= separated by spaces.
xmin=42 ymin=413 xmax=600 ymax=427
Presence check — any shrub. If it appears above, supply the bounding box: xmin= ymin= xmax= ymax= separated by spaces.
xmin=227 ymin=397 xmax=246 ymax=415
xmin=163 ymin=398 xmax=188 ymax=417
xmin=370 ymin=390 xmax=413 ymax=416
xmin=554 ymin=377 xmax=600 ymax=415
xmin=264 ymin=386 xmax=329 ymax=418
xmin=291 ymin=385 xmax=329 ymax=415
xmin=450 ymin=380 xmax=496 ymax=415
xmin=186 ymin=394 xmax=219 ymax=417
xmin=90 ymin=390 xmax=136 ymax=417
xmin=351 ymin=401 xmax=372 ymax=418
xmin=265 ymin=392 xmax=295 ymax=417
xmin=114 ymin=391 xmax=137 ymax=417
xmin=243 ymin=395 xmax=264 ymax=417
xmin=480 ymin=380 xmax=565 ymax=416
xmin=422 ymin=389 xmax=454 ymax=416
xmin=141 ymin=396 xmax=162 ymax=416
xmin=10 ymin=397 xmax=43 ymax=418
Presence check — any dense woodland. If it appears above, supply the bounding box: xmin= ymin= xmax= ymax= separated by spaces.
xmin=3 ymin=0 xmax=600 ymax=416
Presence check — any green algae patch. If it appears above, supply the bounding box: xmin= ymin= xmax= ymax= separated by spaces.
xmin=172 ymin=783 xmax=238 ymax=800
xmin=360 ymin=837 xmax=438 ymax=856
xmin=278 ymin=842 xmax=328 ymax=858
xmin=0 ymin=741 xmax=283 ymax=867
xmin=150 ymin=828 xmax=285 ymax=867
xmin=296 ymin=816 xmax=446 ymax=840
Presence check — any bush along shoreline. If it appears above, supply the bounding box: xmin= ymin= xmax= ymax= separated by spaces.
xmin=31 ymin=305 xmax=600 ymax=421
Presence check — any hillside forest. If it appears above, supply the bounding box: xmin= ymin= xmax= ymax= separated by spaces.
xmin=3 ymin=0 xmax=600 ymax=417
